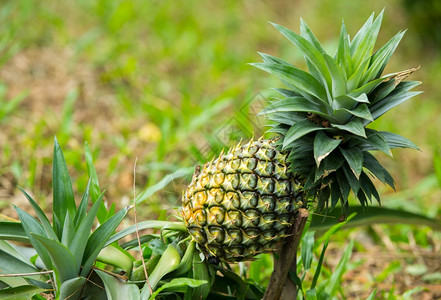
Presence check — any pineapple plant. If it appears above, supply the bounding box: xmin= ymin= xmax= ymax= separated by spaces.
xmin=182 ymin=11 xmax=420 ymax=263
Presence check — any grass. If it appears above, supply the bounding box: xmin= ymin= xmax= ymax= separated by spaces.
xmin=0 ymin=0 xmax=440 ymax=298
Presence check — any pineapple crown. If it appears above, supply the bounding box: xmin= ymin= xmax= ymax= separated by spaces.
xmin=251 ymin=11 xmax=421 ymax=210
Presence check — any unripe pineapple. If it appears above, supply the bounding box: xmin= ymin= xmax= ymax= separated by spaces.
xmin=182 ymin=139 xmax=304 ymax=262
xmin=182 ymin=11 xmax=420 ymax=263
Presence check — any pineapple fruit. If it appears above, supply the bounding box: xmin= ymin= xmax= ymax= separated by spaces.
xmin=182 ymin=139 xmax=304 ymax=261
xmin=182 ymin=11 xmax=420 ymax=263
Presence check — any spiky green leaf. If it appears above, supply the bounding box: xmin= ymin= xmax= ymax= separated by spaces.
xmin=340 ymin=147 xmax=364 ymax=178
xmin=17 ymin=187 xmax=57 ymax=241
xmin=271 ymin=22 xmax=332 ymax=90
xmin=332 ymin=119 xmax=366 ymax=138
xmin=260 ymin=97 xmax=335 ymax=122
xmin=313 ymin=131 xmax=342 ymax=166
xmin=250 ymin=62 xmax=327 ymax=101
xmin=283 ymin=119 xmax=328 ymax=148
xmin=31 ymin=234 xmax=77 ymax=287
xmin=381 ymin=131 xmax=419 ymax=150
xmin=52 ymin=138 xmax=76 ymax=236
xmin=13 ymin=206 xmax=52 ymax=269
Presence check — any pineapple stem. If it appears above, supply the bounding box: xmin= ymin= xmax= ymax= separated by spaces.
xmin=262 ymin=208 xmax=309 ymax=300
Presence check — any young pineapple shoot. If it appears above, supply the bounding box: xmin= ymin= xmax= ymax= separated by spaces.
xmin=182 ymin=11 xmax=420 ymax=263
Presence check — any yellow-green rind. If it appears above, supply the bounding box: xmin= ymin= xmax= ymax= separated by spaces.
xmin=182 ymin=139 xmax=305 ymax=262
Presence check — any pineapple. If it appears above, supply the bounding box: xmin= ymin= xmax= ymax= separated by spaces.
xmin=182 ymin=139 xmax=304 ymax=261
xmin=182 ymin=11 xmax=420 ymax=263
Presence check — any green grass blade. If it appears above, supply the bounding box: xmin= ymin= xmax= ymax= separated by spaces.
xmin=301 ymin=231 xmax=315 ymax=272
xmin=135 ymin=168 xmax=193 ymax=204
xmin=17 ymin=188 xmax=57 ymax=241
xmin=324 ymin=240 xmax=354 ymax=296
xmin=95 ymin=270 xmax=140 ymax=300
xmin=52 ymin=137 xmax=76 ymax=236
xmin=311 ymin=239 xmax=329 ymax=289
xmin=85 ymin=142 xmax=109 ymax=223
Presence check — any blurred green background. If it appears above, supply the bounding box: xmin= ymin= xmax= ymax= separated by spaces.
xmin=1 ymin=0 xmax=440 ymax=214
xmin=0 ymin=0 xmax=441 ymax=297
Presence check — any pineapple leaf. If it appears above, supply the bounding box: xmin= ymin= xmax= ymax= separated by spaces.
xmin=271 ymin=22 xmax=332 ymax=90
xmin=380 ymin=131 xmax=420 ymax=150
xmin=332 ymin=119 xmax=366 ymax=137
xmin=350 ymin=11 xmax=383 ymax=71
xmin=350 ymin=129 xmax=392 ymax=156
xmin=350 ymin=12 xmax=375 ymax=56
xmin=360 ymin=172 xmax=381 ymax=203
xmin=342 ymin=164 xmax=361 ymax=195
xmin=300 ymin=18 xmax=326 ymax=54
xmin=17 ymin=187 xmax=58 ymax=241
xmin=85 ymin=142 xmax=109 ymax=223
xmin=31 ymin=233 xmax=78 ymax=287
xmin=347 ymin=57 xmax=370 ymax=92
xmin=250 ymin=62 xmax=328 ymax=101
xmin=336 ymin=103 xmax=374 ymax=121
xmin=70 ymin=192 xmax=105 ymax=273
xmin=74 ymin=178 xmax=91 ymax=229
xmin=53 ymin=137 xmax=76 ymax=236
xmin=273 ymin=88 xmax=303 ymax=98
xmin=81 ymin=205 xmax=130 ymax=277
xmin=60 ymin=212 xmax=75 ymax=249
xmin=362 ymin=31 xmax=406 ymax=84
xmin=283 ymin=119 xmax=327 ymax=148
xmin=330 ymin=181 xmax=341 ymax=209
xmin=363 ymin=152 xmax=395 ymax=189
xmin=313 ymin=131 xmax=342 ymax=166
xmin=336 ymin=171 xmax=351 ymax=207
xmin=258 ymin=52 xmax=292 ymax=66
xmin=339 ymin=147 xmax=364 ymax=178
xmin=332 ymin=94 xmax=370 ymax=116
xmin=323 ymin=53 xmax=347 ymax=97
xmin=260 ymin=96 xmax=335 ymax=122
xmin=370 ymin=87 xmax=422 ymax=120
xmin=349 ymin=76 xmax=387 ymax=98
xmin=13 ymin=206 xmax=53 ymax=269
xmin=336 ymin=21 xmax=353 ymax=76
